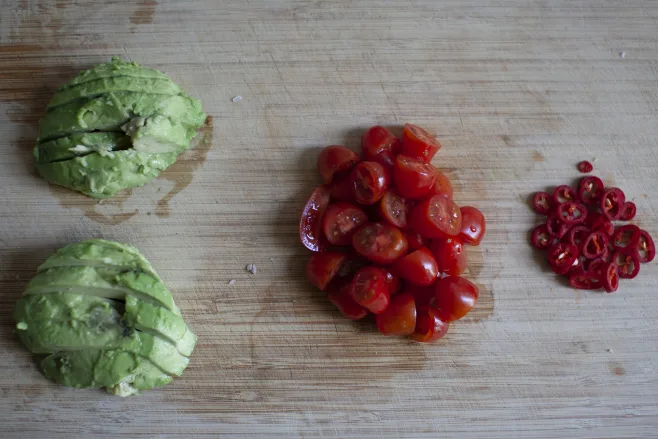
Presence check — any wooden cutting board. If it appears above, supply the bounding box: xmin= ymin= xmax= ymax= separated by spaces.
xmin=1 ymin=1 xmax=657 ymax=437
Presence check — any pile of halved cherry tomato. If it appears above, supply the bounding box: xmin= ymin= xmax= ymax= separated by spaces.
xmin=300 ymin=124 xmax=486 ymax=342
xmin=531 ymin=175 xmax=655 ymax=292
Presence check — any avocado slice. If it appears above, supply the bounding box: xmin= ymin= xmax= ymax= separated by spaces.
xmin=24 ymin=266 xmax=180 ymax=314
xmin=47 ymin=76 xmax=182 ymax=110
xmin=121 ymin=114 xmax=199 ymax=153
xmin=124 ymin=295 xmax=197 ymax=356
xmin=38 ymin=239 xmax=160 ymax=280
xmin=37 ymin=92 xmax=205 ymax=142
xmin=35 ymin=149 xmax=178 ymax=198
xmin=34 ymin=132 xmax=130 ymax=164
xmin=58 ymin=57 xmax=170 ymax=91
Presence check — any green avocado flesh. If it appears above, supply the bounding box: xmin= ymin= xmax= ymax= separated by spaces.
xmin=34 ymin=57 xmax=206 ymax=198
xmin=14 ymin=240 xmax=196 ymax=396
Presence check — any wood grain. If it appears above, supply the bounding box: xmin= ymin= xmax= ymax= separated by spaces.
xmin=1 ymin=1 xmax=658 ymax=438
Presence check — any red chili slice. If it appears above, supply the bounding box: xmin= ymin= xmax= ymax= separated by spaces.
xmin=582 ymin=231 xmax=609 ymax=259
xmin=600 ymin=188 xmax=625 ymax=220
xmin=612 ymin=249 xmax=640 ymax=279
xmin=556 ymin=202 xmax=588 ymax=225
xmin=596 ymin=220 xmax=614 ymax=237
xmin=577 ymin=161 xmax=593 ymax=173
xmin=547 ymin=242 xmax=579 ymax=275
xmin=553 ymin=185 xmax=578 ymax=205
xmin=611 ymin=225 xmax=641 ymax=250
xmin=546 ymin=212 xmax=571 ymax=238
xmin=569 ymin=273 xmax=603 ymax=290
xmin=585 ymin=257 xmax=607 ymax=276
xmin=619 ymin=202 xmax=636 ymax=221
xmin=567 ymin=226 xmax=590 ymax=252
xmin=638 ymin=230 xmax=656 ymax=263
xmin=578 ymin=176 xmax=604 ymax=205
xmin=567 ymin=257 xmax=585 ymax=275
xmin=531 ymin=224 xmax=552 ymax=250
xmin=532 ymin=191 xmax=554 ymax=215
xmin=602 ymin=262 xmax=620 ymax=293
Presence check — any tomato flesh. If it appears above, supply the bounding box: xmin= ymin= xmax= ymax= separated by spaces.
xmin=392 ymin=247 xmax=438 ymax=286
xmin=351 ymin=161 xmax=391 ymax=205
xmin=317 ymin=145 xmax=359 ymax=184
xmin=322 ymin=203 xmax=368 ymax=246
xmin=352 ymin=223 xmax=409 ymax=264
xmin=401 ymin=123 xmax=441 ymax=162
xmin=430 ymin=237 xmax=468 ymax=277
xmin=379 ymin=191 xmax=410 ymax=228
xmin=300 ymin=186 xmax=331 ymax=252
xmin=411 ymin=194 xmax=462 ymax=239
xmin=375 ymin=292 xmax=417 ymax=335
xmin=393 ymin=155 xmax=437 ymax=199
xmin=430 ymin=170 xmax=454 ymax=199
xmin=349 ymin=266 xmax=390 ymax=314
xmin=305 ymin=251 xmax=347 ymax=291
xmin=362 ymin=126 xmax=400 ymax=160
xmin=432 ymin=276 xmax=479 ymax=321
xmin=411 ymin=306 xmax=449 ymax=342
xmin=458 ymin=206 xmax=486 ymax=245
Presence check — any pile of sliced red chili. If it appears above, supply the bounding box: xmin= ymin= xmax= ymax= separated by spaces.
xmin=300 ymin=123 xmax=486 ymax=342
xmin=531 ymin=174 xmax=654 ymax=292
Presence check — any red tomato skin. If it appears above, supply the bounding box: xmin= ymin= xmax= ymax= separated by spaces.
xmin=393 ymin=155 xmax=437 ymax=199
xmin=300 ymin=186 xmax=331 ymax=252
xmin=430 ymin=237 xmax=468 ymax=276
xmin=404 ymin=231 xmax=427 ymax=251
xmin=375 ymin=292 xmax=417 ymax=335
xmin=405 ymin=284 xmax=435 ymax=307
xmin=351 ymin=161 xmax=391 ymax=205
xmin=348 ymin=266 xmax=391 ymax=314
xmin=392 ymin=248 xmax=439 ymax=286
xmin=383 ymin=270 xmax=403 ymax=296
xmin=411 ymin=195 xmax=463 ymax=239
xmin=361 ymin=126 xmax=401 ymax=159
xmin=305 ymin=251 xmax=347 ymax=291
xmin=432 ymin=276 xmax=479 ymax=321
xmin=352 ymin=223 xmax=409 ymax=265
xmin=458 ymin=206 xmax=486 ymax=246
xmin=430 ymin=170 xmax=453 ymax=199
xmin=317 ymin=145 xmax=359 ymax=184
xmin=401 ymin=123 xmax=442 ymax=162
xmin=411 ymin=306 xmax=450 ymax=342
xmin=321 ymin=203 xmax=368 ymax=246
xmin=327 ymin=285 xmax=368 ymax=320
xmin=328 ymin=171 xmax=356 ymax=202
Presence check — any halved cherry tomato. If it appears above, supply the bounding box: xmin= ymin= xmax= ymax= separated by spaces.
xmin=362 ymin=126 xmax=400 ymax=159
xmin=620 ymin=201 xmax=637 ymax=221
xmin=602 ymin=262 xmax=619 ymax=293
xmin=613 ymin=249 xmax=640 ymax=279
xmin=378 ymin=191 xmax=410 ymax=228
xmin=545 ymin=212 xmax=570 ymax=239
xmin=351 ymin=161 xmax=390 ymax=205
xmin=317 ymin=145 xmax=359 ymax=184
xmin=411 ymin=194 xmax=462 ymax=239
xmin=392 ymin=247 xmax=438 ymax=286
xmin=557 ymin=202 xmax=588 ymax=225
xmin=369 ymin=149 xmax=397 ymax=170
xmin=531 ymin=224 xmax=552 ymax=250
xmin=569 ymin=272 xmax=602 ymax=290
xmin=383 ymin=270 xmax=403 ymax=296
xmin=349 ymin=266 xmax=390 ymax=314
xmin=582 ymin=231 xmax=608 ymax=259
xmin=458 ymin=206 xmax=486 ymax=245
xmin=430 ymin=237 xmax=468 ymax=276
xmin=401 ymin=123 xmax=441 ymax=162
xmin=352 ymin=223 xmax=409 ymax=264
xmin=430 ymin=170 xmax=453 ymax=200
xmin=300 ymin=186 xmax=331 ymax=252
xmin=393 ymin=155 xmax=437 ymax=199
xmin=600 ymin=187 xmax=625 ymax=220
xmin=532 ymin=191 xmax=554 ymax=215
xmin=404 ymin=231 xmax=426 ymax=251
xmin=375 ymin=292 xmax=417 ymax=335
xmin=567 ymin=226 xmax=590 ymax=252
xmin=638 ymin=230 xmax=655 ymax=263
xmin=405 ymin=284 xmax=434 ymax=307
xmin=328 ymin=284 xmax=368 ymax=320
xmin=411 ymin=306 xmax=449 ymax=342
xmin=322 ymin=203 xmax=368 ymax=246
xmin=432 ymin=276 xmax=479 ymax=321
xmin=306 ymin=251 xmax=347 ymax=291
xmin=328 ymin=170 xmax=356 ymax=202
xmin=578 ymin=176 xmax=604 ymax=205
xmin=611 ymin=225 xmax=640 ymax=250
xmin=547 ymin=242 xmax=579 ymax=275
xmin=553 ymin=185 xmax=578 ymax=205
